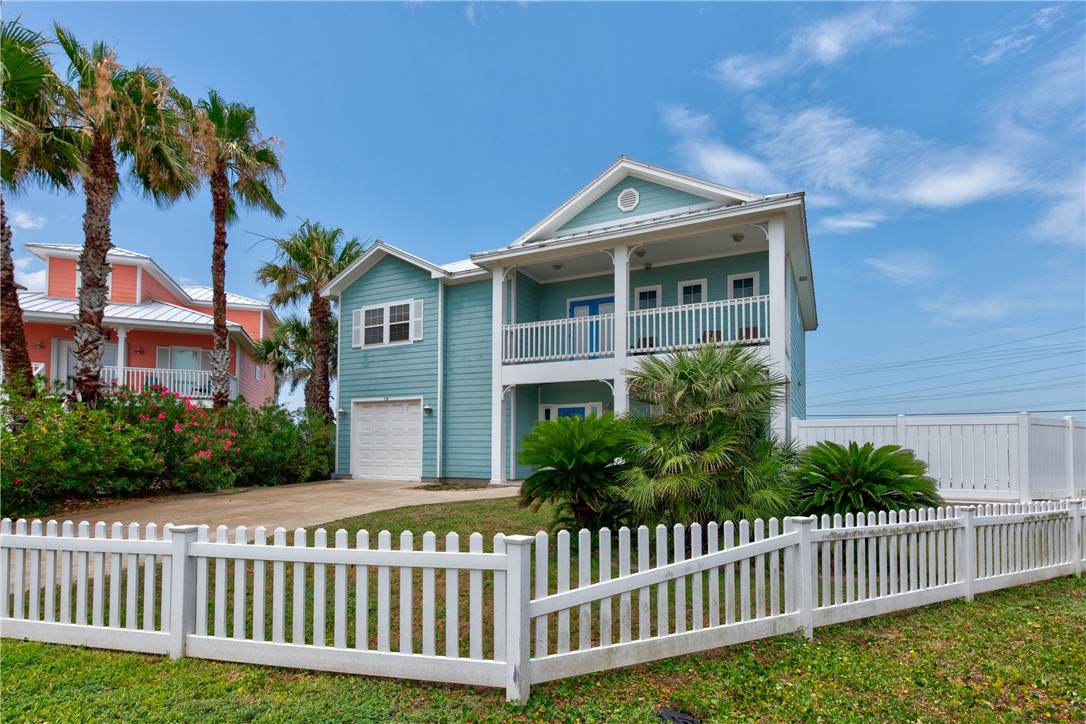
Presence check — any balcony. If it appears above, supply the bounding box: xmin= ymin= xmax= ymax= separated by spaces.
xmin=501 ymin=295 xmax=769 ymax=365
xmin=100 ymin=366 xmax=238 ymax=400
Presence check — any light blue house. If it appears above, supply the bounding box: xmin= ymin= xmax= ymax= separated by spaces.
xmin=322 ymin=157 xmax=817 ymax=483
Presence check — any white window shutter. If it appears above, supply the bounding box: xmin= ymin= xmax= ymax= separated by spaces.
xmin=352 ymin=309 xmax=362 ymax=348
xmin=156 ymin=347 xmax=170 ymax=369
xmin=412 ymin=299 xmax=424 ymax=341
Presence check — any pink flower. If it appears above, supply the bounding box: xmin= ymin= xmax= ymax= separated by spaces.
xmin=157 ymin=413 xmax=166 ymax=420
xmin=174 ymin=423 xmax=183 ymax=433
xmin=138 ymin=414 xmax=149 ymax=421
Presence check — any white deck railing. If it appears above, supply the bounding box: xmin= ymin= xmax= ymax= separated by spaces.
xmin=4 ymin=502 xmax=1082 ymax=702
xmin=501 ymin=296 xmax=770 ymax=364
xmin=628 ymin=295 xmax=769 ymax=354
xmin=502 ymin=314 xmax=615 ymax=363
xmin=99 ymin=366 xmax=237 ymax=400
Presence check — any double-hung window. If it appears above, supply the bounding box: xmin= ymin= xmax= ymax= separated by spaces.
xmin=678 ymin=279 xmax=707 ymax=305
xmin=635 ymin=285 xmax=661 ymax=310
xmin=727 ymin=272 xmax=760 ymax=299
xmin=354 ymin=299 xmax=424 ymax=348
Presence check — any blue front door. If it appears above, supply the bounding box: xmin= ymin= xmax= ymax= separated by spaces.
xmin=569 ymin=296 xmax=614 ymax=356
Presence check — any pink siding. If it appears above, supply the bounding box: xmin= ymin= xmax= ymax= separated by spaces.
xmin=140 ymin=271 xmax=188 ymax=306
xmin=23 ymin=322 xmax=63 ymax=378
xmin=236 ymin=347 xmax=276 ymax=405
xmin=187 ymin=305 xmax=267 ymax=341
xmin=110 ymin=264 xmax=138 ymax=304
xmin=47 ymin=258 xmax=77 ymax=298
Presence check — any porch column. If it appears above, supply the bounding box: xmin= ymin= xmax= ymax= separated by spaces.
xmin=612 ymin=245 xmax=630 ymax=416
xmin=491 ymin=266 xmax=507 ymax=485
xmin=768 ymin=217 xmax=789 ymax=441
xmin=115 ymin=326 xmax=127 ymax=389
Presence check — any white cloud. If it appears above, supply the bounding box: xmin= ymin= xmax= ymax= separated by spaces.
xmin=974 ymin=5 xmax=1066 ymax=65
xmin=863 ymin=250 xmax=943 ymax=287
xmin=820 ymin=211 xmax=886 ymax=232
xmin=178 ymin=276 xmax=205 ymax=286
xmin=13 ymin=257 xmax=46 ymax=292
xmin=902 ymin=157 xmax=1024 ymax=208
xmin=714 ymin=4 xmax=916 ymax=90
xmin=10 ymin=209 xmax=47 ymax=230
xmin=661 ymin=104 xmax=780 ymax=192
xmin=464 ymin=2 xmax=479 ymax=27
xmin=1029 ymin=172 xmax=1086 ymax=249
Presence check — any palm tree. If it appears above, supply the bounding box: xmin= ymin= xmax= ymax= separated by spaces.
xmin=254 ymin=314 xmax=339 ymax=408
xmin=257 ymin=221 xmax=363 ymax=419
xmin=620 ymin=345 xmax=800 ymax=525
xmin=174 ymin=89 xmax=284 ymax=409
xmin=0 ymin=20 xmax=82 ymax=392
xmin=53 ymin=25 xmax=196 ymax=406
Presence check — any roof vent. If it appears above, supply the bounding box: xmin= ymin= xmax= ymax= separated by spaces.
xmin=616 ymin=187 xmax=640 ymax=213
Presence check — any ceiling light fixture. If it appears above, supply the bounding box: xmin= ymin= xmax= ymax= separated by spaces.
xmin=731 ymin=233 xmax=744 ymax=243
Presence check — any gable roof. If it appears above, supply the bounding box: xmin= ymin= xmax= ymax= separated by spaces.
xmin=182 ymin=286 xmax=268 ymax=308
xmin=321 ymin=240 xmax=486 ymax=299
xmin=508 ymin=156 xmax=764 ymax=248
xmin=26 ymin=243 xmax=151 ymax=261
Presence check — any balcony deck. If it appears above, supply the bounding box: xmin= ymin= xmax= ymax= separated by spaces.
xmin=100 ymin=366 xmax=238 ymax=400
xmin=502 ymin=295 xmax=769 ymax=365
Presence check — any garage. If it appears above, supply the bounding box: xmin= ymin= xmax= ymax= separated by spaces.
xmin=351 ymin=399 xmax=423 ymax=480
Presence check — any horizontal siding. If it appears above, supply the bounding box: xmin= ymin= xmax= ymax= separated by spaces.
xmin=558 ymin=177 xmax=713 ymax=233
xmin=141 ymin=272 xmax=188 ymax=306
xmin=337 ymin=255 xmax=440 ymax=477
xmin=442 ymin=280 xmax=492 ymax=479
xmin=513 ymin=384 xmax=539 ymax=480
xmin=514 ymin=272 xmax=541 ymax=324
xmin=47 ymin=257 xmax=77 ymax=299
xmin=111 ymin=265 xmax=139 ymax=304
xmin=790 ymin=269 xmax=806 ymax=420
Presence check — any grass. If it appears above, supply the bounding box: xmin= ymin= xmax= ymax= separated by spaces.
xmin=4 ymin=498 xmax=1085 ymax=722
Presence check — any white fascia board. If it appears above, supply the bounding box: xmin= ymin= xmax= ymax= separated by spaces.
xmin=473 ymin=194 xmax=806 ymax=267
xmin=322 ymin=241 xmax=450 ymax=299
xmin=508 ymin=157 xmax=764 ymax=248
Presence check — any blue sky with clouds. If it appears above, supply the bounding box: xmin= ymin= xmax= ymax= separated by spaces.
xmin=7 ymin=2 xmax=1084 ymax=417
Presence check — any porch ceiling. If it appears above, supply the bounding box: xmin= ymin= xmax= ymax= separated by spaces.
xmin=514 ymin=224 xmax=769 ymax=283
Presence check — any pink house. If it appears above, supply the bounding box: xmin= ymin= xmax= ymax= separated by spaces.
xmin=17 ymin=243 xmax=277 ymax=406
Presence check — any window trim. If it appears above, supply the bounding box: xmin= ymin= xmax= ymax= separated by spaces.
xmin=360 ymin=299 xmax=416 ymax=349
xmin=727 ymin=272 xmax=761 ymax=300
xmin=634 ymin=285 xmax=663 ymax=311
xmin=677 ymin=279 xmax=708 ymax=306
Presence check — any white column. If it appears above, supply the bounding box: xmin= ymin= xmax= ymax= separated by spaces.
xmin=115 ymin=326 xmax=127 ymax=389
xmin=491 ymin=267 xmax=507 ymax=486
xmin=768 ymin=217 xmax=788 ymax=440
xmin=613 ymin=245 xmax=630 ymax=416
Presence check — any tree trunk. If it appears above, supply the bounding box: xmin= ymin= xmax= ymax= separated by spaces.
xmin=0 ymin=194 xmax=36 ymax=395
xmin=309 ymin=293 xmax=333 ymax=420
xmin=209 ymin=168 xmax=231 ymax=410
xmin=74 ymin=131 xmax=117 ymax=407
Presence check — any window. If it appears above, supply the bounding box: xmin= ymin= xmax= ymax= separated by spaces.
xmin=635 ymin=285 xmax=661 ymax=310
xmin=157 ymin=347 xmax=213 ymax=371
xmin=678 ymin=279 xmax=707 ymax=306
xmin=727 ymin=272 xmax=760 ymax=299
xmin=354 ymin=299 xmax=424 ymax=348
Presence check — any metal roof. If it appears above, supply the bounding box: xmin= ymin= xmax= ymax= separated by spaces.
xmin=24 ymin=243 xmax=151 ymax=260
xmin=18 ymin=292 xmax=245 ymax=333
xmin=181 ymin=285 xmax=269 ymax=308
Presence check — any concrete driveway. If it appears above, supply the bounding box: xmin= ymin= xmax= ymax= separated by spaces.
xmin=60 ymin=479 xmax=518 ymax=531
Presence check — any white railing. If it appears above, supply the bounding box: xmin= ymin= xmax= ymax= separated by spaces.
xmin=628 ymin=295 xmax=769 ymax=355
xmin=99 ymin=366 xmax=237 ymax=400
xmin=502 ymin=314 xmax=615 ymax=363
xmin=793 ymin=413 xmax=1086 ymax=502
xmin=3 ymin=502 xmax=1082 ymax=702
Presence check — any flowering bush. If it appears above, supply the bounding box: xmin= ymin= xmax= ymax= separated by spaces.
xmin=1 ymin=381 xmax=334 ymax=518
xmin=101 ymin=385 xmax=238 ymax=492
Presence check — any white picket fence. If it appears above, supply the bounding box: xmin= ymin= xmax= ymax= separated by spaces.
xmin=793 ymin=413 xmax=1086 ymax=502
xmin=2 ymin=502 xmax=1083 ymax=703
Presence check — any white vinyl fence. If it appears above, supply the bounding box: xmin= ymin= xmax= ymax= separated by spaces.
xmin=793 ymin=413 xmax=1086 ymax=502
xmin=3 ymin=502 xmax=1084 ymax=703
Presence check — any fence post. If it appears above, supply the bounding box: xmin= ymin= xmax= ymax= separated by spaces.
xmin=1065 ymin=417 xmax=1076 ymax=499
xmin=1070 ymin=500 xmax=1083 ymax=578
xmin=787 ymin=516 xmax=816 ymax=641
xmin=956 ymin=507 xmax=977 ymax=602
xmin=896 ymin=414 xmax=907 ymax=446
xmin=503 ymin=534 xmax=534 ymax=704
xmin=168 ymin=525 xmax=200 ymax=659
xmin=1018 ymin=412 xmax=1032 ymax=503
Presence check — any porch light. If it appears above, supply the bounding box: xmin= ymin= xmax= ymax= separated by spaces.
xmin=34 ymin=340 xmax=44 ymax=349
xmin=634 ymin=249 xmax=646 ymax=258
xmin=732 ymin=233 xmax=744 ymax=243
xmin=134 ymin=346 xmax=144 ymax=355
xmin=423 ymin=403 xmax=433 ymax=414
xmin=552 ymin=263 xmax=563 ymax=270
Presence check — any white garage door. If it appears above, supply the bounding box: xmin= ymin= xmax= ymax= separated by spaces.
xmin=352 ymin=400 xmax=423 ymax=480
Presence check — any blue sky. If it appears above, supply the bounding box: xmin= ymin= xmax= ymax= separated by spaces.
xmin=7 ymin=2 xmax=1085 ymax=417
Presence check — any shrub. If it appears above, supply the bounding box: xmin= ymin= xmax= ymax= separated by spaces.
xmin=222 ymin=400 xmax=334 ymax=487
xmin=517 ymin=413 xmax=628 ymax=532
xmin=1 ymin=384 xmax=150 ymax=515
xmin=619 ymin=345 xmax=800 ymax=526
xmin=794 ymin=441 xmax=942 ymax=517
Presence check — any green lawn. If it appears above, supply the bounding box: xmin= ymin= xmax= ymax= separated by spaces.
xmin=3 ymin=499 xmax=1085 ymax=723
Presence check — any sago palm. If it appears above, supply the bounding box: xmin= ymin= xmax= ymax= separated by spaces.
xmin=794 ymin=441 xmax=942 ymax=518
xmin=257 ymin=221 xmax=363 ymax=419
xmin=620 ymin=344 xmax=799 ymax=525
xmin=174 ymin=89 xmax=284 ymax=409
xmin=54 ymin=24 xmax=196 ymax=405
xmin=0 ymin=19 xmax=82 ymax=393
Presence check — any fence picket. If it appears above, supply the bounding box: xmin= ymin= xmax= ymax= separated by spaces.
xmin=107 ymin=522 xmax=122 ymax=627
xmin=272 ymin=528 xmax=286 ymax=643
xmin=578 ymin=529 xmax=591 ymax=650
xmin=637 ymin=526 xmax=650 ymax=640
xmin=446 ymin=532 xmax=460 ymax=659
xmin=707 ymin=522 xmax=720 ymax=627
xmin=377 ymin=531 xmax=392 ymax=652
xmin=469 ymin=532 xmax=483 ymax=659
xmin=214 ymin=525 xmax=228 ymax=638
xmin=124 ymin=523 xmax=138 ymax=629
xmin=494 ymin=534 xmax=506 ymax=660
xmin=422 ymin=532 xmax=436 ymax=657
xmin=142 ymin=523 xmax=157 ymax=631
xmin=293 ymin=529 xmax=307 ymax=645
xmin=557 ymin=531 xmax=570 ymax=654
xmin=334 ymin=530 xmax=347 ymax=648
xmin=356 ymin=530 xmax=370 ymax=651
xmin=656 ymin=525 xmax=669 ymax=635
xmin=739 ymin=519 xmax=751 ymax=621
xmin=46 ymin=521 xmax=59 ymax=624
xmin=673 ymin=524 xmax=686 ymax=634
xmin=313 ymin=529 xmax=327 ymax=648
xmin=691 ymin=523 xmax=703 ymax=630
xmin=723 ymin=521 xmax=735 ymax=625
xmin=618 ymin=527 xmax=631 ymax=642
xmin=75 ymin=521 xmax=88 ymax=626
xmin=754 ymin=519 xmax=766 ymax=618
xmin=254 ymin=527 xmax=267 ymax=642
xmin=92 ymin=522 xmax=106 ymax=627
xmin=28 ymin=520 xmax=42 ymax=623
xmin=599 ymin=528 xmax=612 ymax=646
